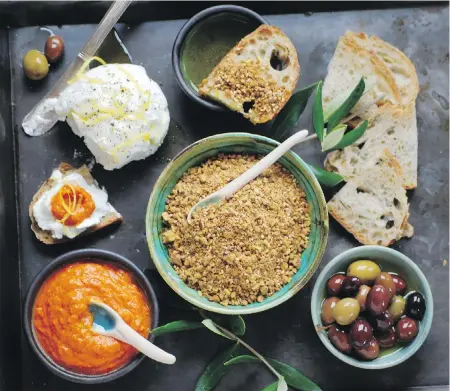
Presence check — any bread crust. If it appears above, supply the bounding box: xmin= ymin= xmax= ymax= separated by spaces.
xmin=198 ymin=25 xmax=300 ymax=124
xmin=29 ymin=163 xmax=122 ymax=244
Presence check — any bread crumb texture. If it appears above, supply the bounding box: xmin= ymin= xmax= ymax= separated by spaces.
xmin=162 ymin=154 xmax=310 ymax=306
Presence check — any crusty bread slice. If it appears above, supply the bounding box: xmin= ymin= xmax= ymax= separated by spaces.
xmin=29 ymin=163 xmax=122 ymax=244
xmin=325 ymin=103 xmax=418 ymax=189
xmin=348 ymin=32 xmax=419 ymax=105
xmin=322 ymin=33 xmax=401 ymax=119
xmin=327 ymin=150 xmax=413 ymax=246
xmin=198 ymin=25 xmax=300 ymax=124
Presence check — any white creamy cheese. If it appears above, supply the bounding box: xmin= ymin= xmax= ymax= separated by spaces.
xmin=24 ymin=64 xmax=170 ymax=170
xmin=33 ymin=170 xmax=119 ymax=239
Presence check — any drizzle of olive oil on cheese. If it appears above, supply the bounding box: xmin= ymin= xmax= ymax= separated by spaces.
xmin=181 ymin=15 xmax=260 ymax=91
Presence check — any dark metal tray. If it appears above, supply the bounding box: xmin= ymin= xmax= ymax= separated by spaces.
xmin=1 ymin=2 xmax=448 ymax=390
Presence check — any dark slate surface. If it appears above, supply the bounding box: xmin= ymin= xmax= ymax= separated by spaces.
xmin=8 ymin=4 xmax=449 ymax=391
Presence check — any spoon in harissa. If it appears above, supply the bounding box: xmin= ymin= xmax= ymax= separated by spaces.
xmin=89 ymin=301 xmax=176 ymax=365
xmin=187 ymin=129 xmax=309 ymax=223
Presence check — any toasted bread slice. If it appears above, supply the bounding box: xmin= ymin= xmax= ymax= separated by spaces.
xmin=30 ymin=163 xmax=122 ymax=244
xmin=348 ymin=32 xmax=419 ymax=105
xmin=322 ymin=33 xmax=401 ymax=119
xmin=327 ymin=150 xmax=413 ymax=246
xmin=325 ymin=103 xmax=418 ymax=189
xmin=198 ymin=25 xmax=300 ymax=124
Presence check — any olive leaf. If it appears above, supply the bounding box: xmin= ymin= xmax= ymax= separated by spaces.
xmin=326 ymin=78 xmax=365 ymax=132
xmin=263 ymin=378 xmax=288 ymax=391
xmin=229 ymin=316 xmax=246 ymax=336
xmin=225 ymin=355 xmax=322 ymax=391
xmin=312 ymin=81 xmax=324 ymax=142
xmin=321 ymin=124 xmax=347 ymax=152
xmin=331 ymin=120 xmax=369 ymax=151
xmin=202 ymin=319 xmax=235 ymax=340
xmin=271 ymin=83 xmax=318 ymax=141
xmin=151 ymin=320 xmax=204 ymax=337
xmin=195 ymin=343 xmax=239 ymax=391
xmin=323 ymin=78 xmax=374 ymax=122
xmin=307 ymin=164 xmax=344 ymax=187
xmin=262 ymin=382 xmax=279 ymax=391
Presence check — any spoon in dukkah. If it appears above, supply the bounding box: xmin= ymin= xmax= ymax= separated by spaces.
xmin=187 ymin=129 xmax=309 ymax=223
xmin=89 ymin=301 xmax=176 ymax=365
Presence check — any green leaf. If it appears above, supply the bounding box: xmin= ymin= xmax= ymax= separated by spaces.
xmin=224 ymin=355 xmax=259 ymax=366
xmin=271 ymin=83 xmax=318 ymax=141
xmin=331 ymin=120 xmax=369 ymax=150
xmin=321 ymin=124 xmax=347 ymax=152
xmin=151 ymin=320 xmax=204 ymax=337
xmin=224 ymin=355 xmax=321 ymax=391
xmin=312 ymin=81 xmax=325 ymax=141
xmin=326 ymin=78 xmax=365 ymax=132
xmin=262 ymin=381 xmax=279 ymax=391
xmin=229 ymin=316 xmax=246 ymax=336
xmin=307 ymin=165 xmax=344 ymax=187
xmin=202 ymin=320 xmax=235 ymax=340
xmin=323 ymin=78 xmax=375 ymax=122
xmin=195 ymin=343 xmax=239 ymax=391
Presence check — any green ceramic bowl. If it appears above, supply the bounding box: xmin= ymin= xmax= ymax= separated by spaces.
xmin=146 ymin=133 xmax=328 ymax=315
xmin=311 ymin=246 xmax=433 ymax=369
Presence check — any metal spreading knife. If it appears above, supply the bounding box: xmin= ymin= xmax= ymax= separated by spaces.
xmin=22 ymin=0 xmax=132 ymax=136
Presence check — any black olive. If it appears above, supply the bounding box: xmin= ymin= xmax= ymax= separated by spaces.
xmin=406 ymin=292 xmax=426 ymax=320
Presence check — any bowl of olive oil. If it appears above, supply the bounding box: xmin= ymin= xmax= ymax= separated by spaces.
xmin=172 ymin=5 xmax=267 ymax=111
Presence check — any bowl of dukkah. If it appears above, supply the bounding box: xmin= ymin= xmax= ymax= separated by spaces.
xmin=311 ymin=246 xmax=433 ymax=369
xmin=23 ymin=249 xmax=161 ymax=383
xmin=146 ymin=133 xmax=328 ymax=315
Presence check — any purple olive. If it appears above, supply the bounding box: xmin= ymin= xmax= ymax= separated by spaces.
xmin=370 ymin=311 xmax=394 ymax=332
xmin=355 ymin=337 xmax=380 ymax=360
xmin=350 ymin=319 xmax=373 ymax=349
xmin=374 ymin=272 xmax=396 ymax=300
xmin=396 ymin=317 xmax=419 ymax=342
xmin=327 ymin=274 xmax=345 ymax=296
xmin=390 ymin=273 xmax=407 ymax=295
xmin=328 ymin=325 xmax=352 ymax=354
xmin=341 ymin=276 xmax=361 ymax=297
xmin=367 ymin=285 xmax=389 ymax=315
xmin=45 ymin=35 xmax=64 ymax=63
xmin=377 ymin=327 xmax=397 ymax=348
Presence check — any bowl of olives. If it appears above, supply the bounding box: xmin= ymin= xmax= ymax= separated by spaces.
xmin=311 ymin=246 xmax=433 ymax=369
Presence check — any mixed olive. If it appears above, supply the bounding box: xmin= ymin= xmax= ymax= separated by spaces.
xmin=321 ymin=260 xmax=427 ymax=361
xmin=23 ymin=29 xmax=64 ymax=81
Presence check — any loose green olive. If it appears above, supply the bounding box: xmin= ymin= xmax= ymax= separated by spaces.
xmin=332 ymin=298 xmax=360 ymax=326
xmin=347 ymin=260 xmax=381 ymax=284
xmin=23 ymin=49 xmax=49 ymax=80
xmin=355 ymin=285 xmax=371 ymax=311
xmin=321 ymin=297 xmax=340 ymax=325
xmin=375 ymin=272 xmax=396 ymax=299
xmin=45 ymin=35 xmax=64 ymax=63
xmin=388 ymin=295 xmax=406 ymax=321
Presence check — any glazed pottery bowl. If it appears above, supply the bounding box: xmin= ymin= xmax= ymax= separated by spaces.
xmin=23 ymin=249 xmax=159 ymax=384
xmin=146 ymin=133 xmax=328 ymax=315
xmin=311 ymin=245 xmax=433 ymax=369
xmin=172 ymin=5 xmax=267 ymax=111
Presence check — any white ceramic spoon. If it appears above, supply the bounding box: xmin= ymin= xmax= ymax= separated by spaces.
xmin=89 ymin=301 xmax=176 ymax=365
xmin=187 ymin=129 xmax=309 ymax=223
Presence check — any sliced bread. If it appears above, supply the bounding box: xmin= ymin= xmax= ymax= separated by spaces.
xmin=30 ymin=163 xmax=122 ymax=244
xmin=325 ymin=103 xmax=418 ymax=189
xmin=322 ymin=33 xmax=401 ymax=119
xmin=327 ymin=150 xmax=413 ymax=246
xmin=348 ymin=32 xmax=419 ymax=105
xmin=198 ymin=25 xmax=300 ymax=124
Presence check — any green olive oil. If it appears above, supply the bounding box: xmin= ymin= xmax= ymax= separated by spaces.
xmin=180 ymin=13 xmax=260 ymax=91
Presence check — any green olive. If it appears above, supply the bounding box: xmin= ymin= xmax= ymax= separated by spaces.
xmin=347 ymin=260 xmax=381 ymax=284
xmin=23 ymin=49 xmax=49 ymax=80
xmin=332 ymin=298 xmax=360 ymax=326
xmin=388 ymin=295 xmax=406 ymax=321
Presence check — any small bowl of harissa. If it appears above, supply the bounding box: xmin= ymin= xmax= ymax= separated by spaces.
xmin=146 ymin=133 xmax=328 ymax=315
